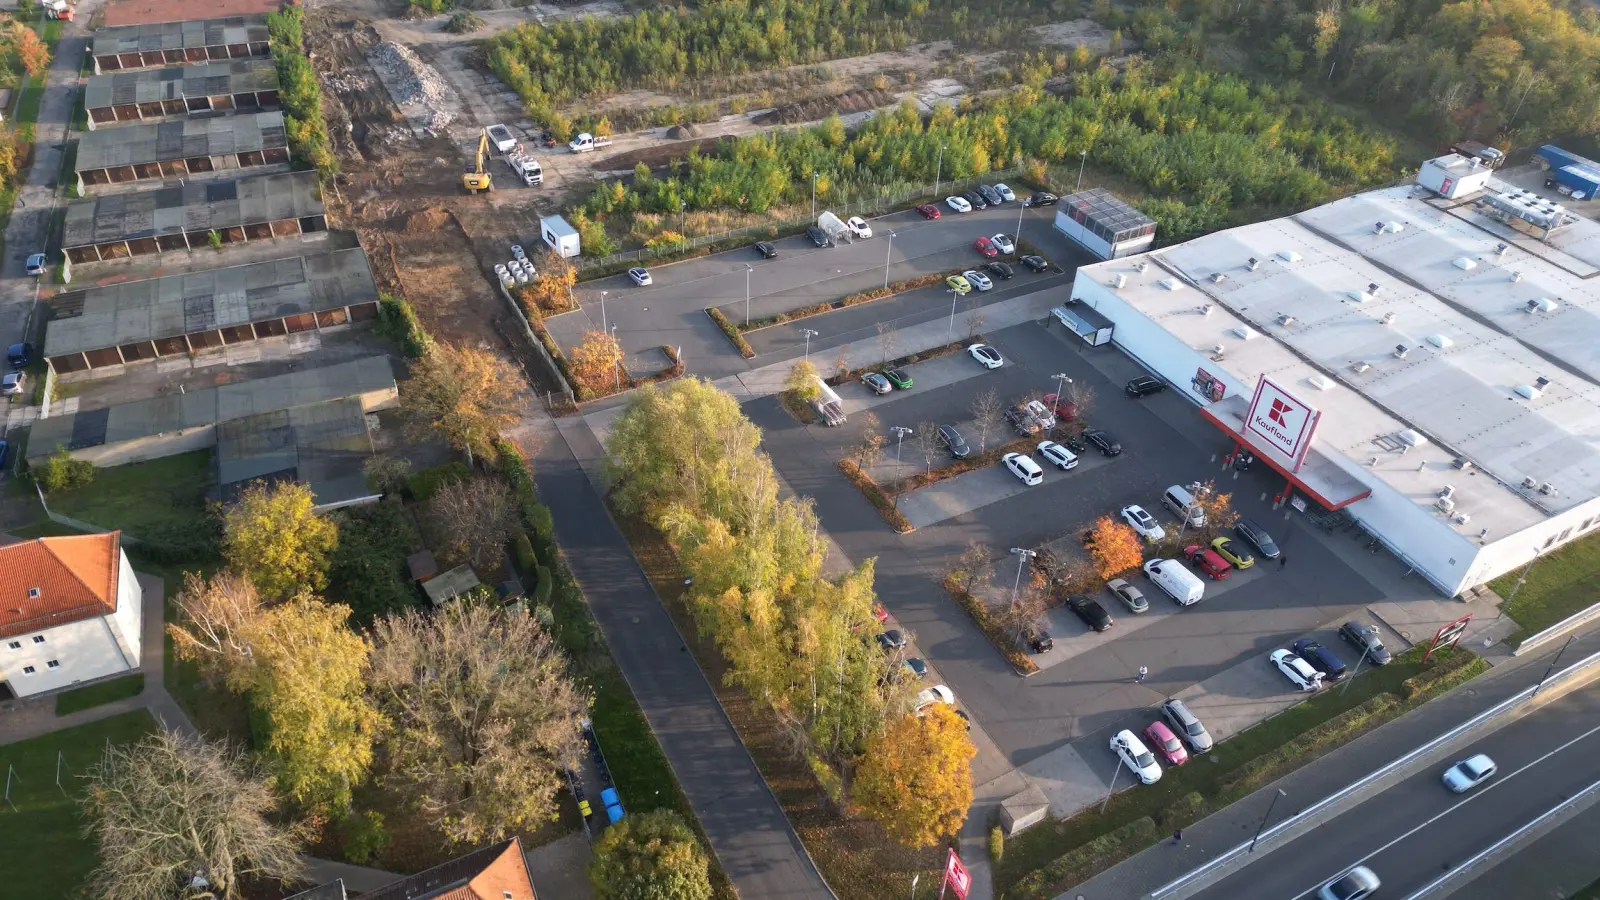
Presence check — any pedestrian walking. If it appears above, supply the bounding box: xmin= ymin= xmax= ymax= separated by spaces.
xmin=1279 ymin=555 xmax=1289 ymax=569
xmin=1171 ymin=829 xmax=1183 ymax=845
xmin=1136 ymin=665 xmax=1148 ymax=683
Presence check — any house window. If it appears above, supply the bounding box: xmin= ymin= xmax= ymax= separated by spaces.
xmin=6 ymin=641 xmax=18 ymax=650
xmin=1583 ymin=517 xmax=1595 ymax=532
xmin=27 ymin=587 xmax=39 ymax=599
xmin=1559 ymin=528 xmax=1574 ymax=543
xmin=1545 ymin=535 xmax=1558 ymax=548
xmin=32 ymin=635 xmax=45 ymax=644
xmin=46 ymin=660 xmax=60 ymax=669
xmin=22 ymin=666 xmax=35 ymax=675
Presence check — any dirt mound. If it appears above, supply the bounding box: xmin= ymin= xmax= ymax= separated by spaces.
xmin=665 ymin=122 xmax=705 ymax=139
xmin=404 ymin=207 xmax=450 ymax=234
xmin=756 ymin=88 xmax=898 ymax=125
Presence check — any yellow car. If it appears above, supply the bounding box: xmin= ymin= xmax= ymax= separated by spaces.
xmin=1211 ymin=536 xmax=1255 ymax=569
xmin=946 ymin=274 xmax=972 ymax=295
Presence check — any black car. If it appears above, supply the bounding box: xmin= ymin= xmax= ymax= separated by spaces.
xmin=6 ymin=342 xmax=31 ymax=369
xmin=1235 ymin=519 xmax=1281 ymax=559
xmin=985 ymin=261 xmax=1015 ymax=280
xmin=978 ymin=184 xmax=1004 ymax=206
xmin=806 ymin=226 xmax=832 ymax=248
xmin=1292 ymin=639 xmax=1348 ymax=681
xmin=938 ymin=424 xmax=970 ymax=459
xmin=1025 ymin=627 xmax=1054 ymax=653
xmin=1066 ymin=595 xmax=1113 ymax=632
xmin=1126 ymin=375 xmax=1166 ymax=397
xmin=755 ymin=241 xmax=778 ymax=259
xmin=876 ymin=629 xmax=907 ymax=651
xmin=1020 ymin=255 xmax=1051 ymax=272
xmin=1026 ymin=192 xmax=1059 ymax=207
xmin=1339 ymin=621 xmax=1392 ymax=666
xmin=962 ymin=189 xmax=988 ymax=210
xmin=1083 ymin=428 xmax=1122 ymax=456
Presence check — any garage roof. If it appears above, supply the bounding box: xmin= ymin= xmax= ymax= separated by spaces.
xmin=216 ymin=396 xmax=376 ymax=508
xmin=75 ymin=110 xmax=286 ymax=172
xmin=91 ymin=16 xmax=268 ymax=58
xmin=62 ymin=170 xmax=322 ymax=250
xmin=84 ymin=59 xmax=278 ymax=111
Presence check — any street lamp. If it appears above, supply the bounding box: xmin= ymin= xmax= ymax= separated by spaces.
xmin=1101 ymin=755 xmax=1123 ymax=814
xmin=1503 ymin=547 xmax=1544 ymax=611
xmin=934 ymin=144 xmax=946 ymax=196
xmin=1051 ymin=372 xmax=1071 ymax=404
xmin=1533 ymin=633 xmax=1580 ymax=698
xmin=800 ymin=328 xmax=819 ymax=360
xmin=610 ymin=323 xmax=621 ymax=389
xmin=946 ymin=288 xmax=960 ymax=337
xmin=1076 ymin=149 xmax=1088 ymax=192
xmin=883 ymin=231 xmax=897 ymax=290
xmin=1015 ymin=193 xmax=1026 ymax=245
xmin=1249 ymin=789 xmax=1287 ymax=853
xmin=810 ymin=171 xmax=820 ymax=220
xmin=890 ymin=426 xmax=914 ymax=505
xmin=744 ymin=264 xmax=753 ymax=327
xmin=1009 ymin=548 xmax=1037 ymax=625
xmin=599 ymin=290 xmax=609 ymax=334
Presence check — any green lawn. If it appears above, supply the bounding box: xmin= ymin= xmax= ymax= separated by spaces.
xmin=47 ymin=450 xmax=216 ymax=537
xmin=0 ymin=710 xmax=157 ymax=898
xmin=1490 ymin=530 xmax=1600 ymax=645
xmin=55 ymin=674 xmax=145 ymax=715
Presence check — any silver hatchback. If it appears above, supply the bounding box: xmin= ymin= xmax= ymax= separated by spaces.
xmin=1160 ymin=698 xmax=1213 ymax=753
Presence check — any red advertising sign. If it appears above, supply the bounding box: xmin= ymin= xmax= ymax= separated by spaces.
xmin=1191 ymin=367 xmax=1226 ymax=403
xmin=1244 ymin=376 xmax=1322 ymax=473
xmin=942 ymin=849 xmax=972 ymax=900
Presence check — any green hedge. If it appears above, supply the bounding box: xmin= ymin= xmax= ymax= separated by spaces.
xmin=266 ymin=7 xmax=337 ymax=177
xmin=705 ymin=307 xmax=755 ymax=358
xmin=533 ymin=563 xmax=553 ymax=606
xmin=375 ymin=295 xmax=433 ymax=358
xmin=406 ymin=461 xmax=471 ymax=501
xmin=1009 ymin=817 xmax=1159 ymax=900
xmin=515 ymin=533 xmax=537 ymax=570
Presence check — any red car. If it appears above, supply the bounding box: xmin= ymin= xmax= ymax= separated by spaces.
xmin=974 ymin=236 xmax=998 ymax=258
xmin=1042 ymin=392 xmax=1078 ymax=422
xmin=1144 ymin=721 xmax=1189 ymax=765
xmin=872 ymin=604 xmax=890 ymax=623
xmin=1185 ymin=544 xmax=1233 ymax=581
xmin=916 ymin=203 xmax=941 ymax=220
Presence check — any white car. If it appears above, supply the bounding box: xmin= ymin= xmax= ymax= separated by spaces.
xmin=1120 ymin=505 xmax=1166 ymax=541
xmin=1318 ymin=866 xmax=1380 ymax=900
xmin=627 ymin=266 xmax=652 ymax=286
xmin=915 ymin=684 xmax=955 ymax=712
xmin=1442 ymin=754 xmax=1498 ymax=793
xmin=1110 ymin=729 xmax=1163 ymax=784
xmin=995 ymin=183 xmax=1017 ymax=202
xmin=991 ymin=233 xmax=1016 ymax=254
xmin=968 ymin=343 xmax=1003 ymax=369
xmin=0 ymin=372 xmax=22 ymax=396
xmin=846 ymin=216 xmax=872 ymax=239
xmin=1037 ymin=440 xmax=1078 ymax=470
xmin=1003 ymin=452 xmax=1043 ymax=486
xmin=946 ymin=195 xmax=973 ymax=213
xmin=962 ymin=269 xmax=993 ymax=292
xmin=1271 ymin=649 xmax=1324 ymax=692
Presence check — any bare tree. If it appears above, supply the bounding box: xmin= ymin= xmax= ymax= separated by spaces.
xmin=854 ymin=411 xmax=886 ymax=468
xmin=80 ymin=729 xmax=307 ymax=900
xmin=875 ymin=321 xmax=900 ymax=367
xmin=944 ymin=542 xmax=993 ymax=596
xmin=969 ymin=388 xmax=1004 ymax=453
xmin=996 ymin=573 xmax=1051 ymax=644
xmin=914 ymin=420 xmax=941 ymax=476
xmin=1065 ymin=380 xmax=1097 ymax=423
xmin=167 ymin=572 xmax=266 ymax=686
xmin=426 ymin=475 xmax=521 ymax=568
xmin=368 ymin=603 xmax=591 ymax=846
xmin=965 ymin=297 xmax=986 ymax=339
xmin=363 ymin=454 xmax=412 ymax=496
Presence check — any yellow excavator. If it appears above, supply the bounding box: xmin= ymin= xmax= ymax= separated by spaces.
xmin=462 ymin=132 xmax=493 ymax=194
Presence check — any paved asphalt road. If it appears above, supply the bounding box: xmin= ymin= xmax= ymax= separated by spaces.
xmin=1458 ymin=795 xmax=1600 ymax=900
xmin=1189 ymin=678 xmax=1600 ymax=900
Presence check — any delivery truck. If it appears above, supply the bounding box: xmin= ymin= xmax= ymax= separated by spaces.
xmin=508 ymin=153 xmax=543 ymax=186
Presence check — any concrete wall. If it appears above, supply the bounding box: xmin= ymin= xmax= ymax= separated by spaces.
xmin=0 ymin=612 xmax=138 ymax=698
xmin=1470 ymin=496 xmax=1600 ymax=593
xmin=112 ymin=552 xmax=144 ymax=665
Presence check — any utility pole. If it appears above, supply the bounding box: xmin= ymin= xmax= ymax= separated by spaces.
xmin=744 ymin=264 xmax=753 ymax=327
xmin=1533 ymin=633 xmax=1580 ymax=698
xmin=810 ymin=171 xmax=820 ymax=220
xmin=1101 ymin=756 xmax=1122 ymax=813
xmin=946 ymin=288 xmax=960 ymax=337
xmin=1052 ymin=372 xmax=1071 ymax=404
xmin=599 ymin=290 xmax=608 ymax=334
xmin=801 ymin=328 xmax=819 ymax=360
xmin=1249 ymin=789 xmax=1287 ymax=852
xmin=1015 ymin=195 xmax=1026 ymax=245
xmin=1076 ymin=149 xmax=1088 ymax=192
xmin=1503 ymin=547 xmax=1544 ymax=611
xmin=611 ymin=323 xmax=621 ymax=389
xmin=935 ymin=145 xmax=946 ymax=196
xmin=890 ymin=426 xmax=913 ymax=505
xmin=884 ymin=231 xmax=896 ymax=289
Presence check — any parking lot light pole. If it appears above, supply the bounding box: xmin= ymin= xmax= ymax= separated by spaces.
xmin=947 ymin=288 xmax=960 ymax=337
xmin=1052 ymin=372 xmax=1071 ymax=404
xmin=1009 ymin=546 xmax=1036 ymax=607
xmin=1076 ymin=149 xmax=1088 ymax=191
xmin=600 ymin=290 xmax=608 ymax=334
xmin=1249 ymin=789 xmax=1288 ymax=853
xmin=890 ymin=426 xmax=914 ymax=505
xmin=811 ymin=171 xmax=820 ymax=220
xmin=1341 ymin=644 xmax=1371 ymax=696
xmin=884 ymin=231 xmax=897 ymax=289
xmin=1101 ymin=757 xmax=1123 ymax=814
xmin=744 ymin=264 xmax=753 ymax=326
xmin=801 ymin=328 xmax=819 ymax=360
xmin=935 ymin=145 xmax=946 ymax=196
xmin=611 ymin=323 xmax=621 ymax=390
xmin=1503 ymin=547 xmax=1544 ymax=611
xmin=1015 ymin=195 xmax=1026 ymax=244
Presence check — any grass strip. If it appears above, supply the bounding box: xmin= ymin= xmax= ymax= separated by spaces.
xmin=826 ymin=339 xmax=969 ymax=385
xmin=706 ymin=307 xmax=755 ymax=358
xmin=54 ymin=673 xmax=145 ymax=715
xmin=1488 ymin=528 xmax=1600 ymax=645
xmin=1008 ymin=817 xmax=1158 ymax=900
xmin=888 ymin=436 xmax=1032 ymax=495
xmin=739 ymin=271 xmax=953 ymax=332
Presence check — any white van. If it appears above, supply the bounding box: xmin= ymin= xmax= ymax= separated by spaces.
xmin=1163 ymin=484 xmax=1206 ymax=529
xmin=1144 ymin=558 xmax=1205 ymax=606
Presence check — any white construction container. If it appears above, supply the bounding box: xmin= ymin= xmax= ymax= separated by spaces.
xmin=1416 ymin=154 xmax=1493 ymax=200
xmin=542 ymin=215 xmax=581 ymax=258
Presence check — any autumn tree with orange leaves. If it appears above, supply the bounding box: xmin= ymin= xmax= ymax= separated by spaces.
xmin=1087 ymin=515 xmax=1144 ymax=579
xmin=852 ymin=704 xmax=976 ymax=848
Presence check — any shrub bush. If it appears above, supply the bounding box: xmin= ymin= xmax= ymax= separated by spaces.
xmin=136 ymin=519 xmax=223 ymax=565
xmin=515 ymin=533 xmax=537 ymax=570
xmin=533 ymin=564 xmax=553 ymax=606
xmin=36 ymin=447 xmax=94 ymax=493
xmin=375 ymin=295 xmax=432 ymax=358
xmin=837 ymin=459 xmax=913 ymax=533
xmin=266 ymin=7 xmax=337 ymax=177
xmin=705 ymin=307 xmax=755 ymax=358
xmin=406 ymin=461 xmax=471 ymax=501
xmin=989 ymin=824 xmax=1005 ymax=862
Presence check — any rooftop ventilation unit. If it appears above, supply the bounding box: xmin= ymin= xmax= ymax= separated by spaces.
xmin=1246 ymin=257 xmax=1260 ymax=271
xmin=1373 ymin=222 xmax=1386 ymax=234
xmin=1368 ymin=283 xmax=1381 ymax=295
xmin=1397 ymin=429 xmax=1428 ymax=447
xmin=1479 ymin=527 xmax=1491 ymax=540
xmin=1137 ymin=261 xmax=1150 ymax=273
xmin=1308 ymin=374 xmax=1334 ymax=391
xmin=1278 ymin=250 xmax=1303 ymax=263
xmin=1394 ymin=345 xmax=1410 ymax=359
xmin=1277 ymin=314 xmax=1296 ymax=326
xmin=1113 ymin=273 xmax=1128 ymax=289
xmin=1512 ymin=271 xmax=1524 ymax=283
xmin=1201 ymin=303 xmax=1215 ymax=316
xmin=1541 ymin=482 xmax=1559 ymax=497
xmin=1161 ymin=277 xmax=1183 ymax=291
xmin=1439 ymin=484 xmax=1456 ymax=501
xmin=1453 ymin=257 xmax=1478 ymax=271
xmin=1452 ymin=458 xmax=1474 ymax=471
xmin=1351 ymin=361 xmax=1372 ymax=374
xmin=1522 ymin=476 xmax=1540 ymax=489
xmin=1536 ymin=375 xmax=1551 ymax=388
xmin=1515 ymin=384 xmax=1542 ymax=400
xmin=1231 ymin=325 xmax=1258 ymax=340
xmin=1426 ymin=334 xmax=1454 ymax=349
xmin=1526 ymin=297 xmax=1558 ymax=313
xmin=1480 ymin=190 xmax=1577 ymax=232
xmin=1212 ymin=343 xmax=1226 ymax=357
xmin=1381 ymin=312 xmax=1398 ymax=325
xmin=1496 ymin=243 xmax=1509 ymax=255
xmin=1453 ymin=513 xmax=1472 ymax=526
xmin=1211 ymin=272 xmax=1227 ymax=283
xmin=1435 ymin=496 xmax=1457 ymax=514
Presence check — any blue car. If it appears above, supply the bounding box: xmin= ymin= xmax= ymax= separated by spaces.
xmin=1292 ymin=638 xmax=1349 ymax=682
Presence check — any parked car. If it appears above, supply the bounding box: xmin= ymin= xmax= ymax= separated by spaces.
xmin=947 ymin=274 xmax=973 ymax=295
xmin=938 ymin=425 xmax=971 ymax=459
xmin=1211 ymin=536 xmax=1255 ymax=569
xmin=1037 ymin=440 xmax=1078 ymax=470
xmin=1067 ymin=595 xmax=1113 ymax=632
xmin=962 ymin=269 xmax=994 ymax=291
xmin=1025 ymin=626 xmax=1054 ymax=653
xmin=1110 ymin=729 xmax=1163 ymax=784
xmin=1144 ymin=721 xmax=1189 ymax=766
xmin=861 ymin=372 xmax=892 ymax=395
xmin=1083 ymin=428 xmax=1122 ymax=456
xmin=1271 ymin=649 xmax=1324 ymax=692
xmin=876 ymin=629 xmax=908 ymax=651
xmin=915 ymin=684 xmax=955 ymax=712
xmin=974 ymin=236 xmax=999 ymax=258
xmin=1021 ymin=255 xmax=1052 ymax=272
xmin=1442 ymin=754 xmax=1498 ymax=793
xmin=1041 ymin=392 xmax=1077 ymax=422
xmin=903 ymin=657 xmax=928 ymax=679
xmin=968 ymin=343 xmax=1004 ymax=369
xmin=0 ymin=439 xmax=8 ymax=469
xmin=945 ymin=196 xmax=972 ymax=213
xmin=754 ymin=241 xmax=778 ymax=259
xmin=807 ymin=225 xmax=832 ymax=247
xmin=1107 ymin=578 xmax=1149 ymax=613
xmin=994 ymin=183 xmax=1017 ymax=202
xmin=1 ymin=372 xmax=24 ymax=396
xmin=962 ymin=189 xmax=988 ymax=210
xmin=917 ymin=203 xmax=943 ymax=219
xmin=1292 ymin=638 xmax=1348 ymax=682
xmin=884 ymin=368 xmax=914 ymax=390
xmin=1003 ymin=452 xmax=1044 ymax=486
xmin=24 ymin=253 xmax=45 ymax=276
xmin=1185 ymin=544 xmax=1233 ymax=581
xmin=1235 ymin=519 xmax=1282 ymax=560
xmin=1318 ymin=867 xmax=1380 ymax=900
xmin=6 ymin=342 xmax=31 ymax=369
xmin=1160 ymin=698 xmax=1213 ymax=752
xmin=627 ymin=266 xmax=653 ymax=286
xmin=1121 ymin=505 xmax=1166 ymax=541
xmin=1339 ymin=621 xmax=1392 ymax=666
xmin=978 ymin=184 xmax=1004 ymax=205
xmin=985 ymin=261 xmax=1015 ymax=280
xmin=872 ymin=604 xmax=890 ymax=623
xmin=846 ymin=216 xmax=873 ymax=238
xmin=1026 ymin=192 xmax=1059 ymax=207
xmin=990 ymin=233 xmax=1016 ymax=254
xmin=1126 ymin=375 xmax=1166 ymax=397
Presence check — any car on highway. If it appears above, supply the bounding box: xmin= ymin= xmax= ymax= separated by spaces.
xmin=985 ymin=261 xmax=1014 ymax=280
xmin=1442 ymin=753 xmax=1498 ymax=793
xmin=1211 ymin=536 xmax=1255 ymax=569
xmin=846 ymin=216 xmax=873 ymax=239
xmin=969 ymin=343 xmax=1004 ymax=369
xmin=947 ymin=274 xmax=973 ymax=295
xmin=1235 ymin=518 xmax=1281 ymax=559
xmin=877 ymin=629 xmax=907 ymax=651
xmin=24 ymin=253 xmax=45 ymax=276
xmin=1066 ymin=595 xmax=1113 ymax=632
xmin=1121 ymin=505 xmax=1166 ymax=541
xmin=938 ymin=425 xmax=970 ymax=459
xmin=6 ymin=342 xmax=31 ymax=369
xmin=974 ymin=236 xmax=999 ymax=258
xmin=1025 ymin=626 xmax=1054 ymax=653
xmin=884 ymin=368 xmax=913 ymax=390
xmin=1184 ymin=544 xmax=1233 ymax=581
xmin=1126 ymin=375 xmax=1167 ymax=397
xmin=1318 ymin=866 xmax=1380 ymax=900
xmin=994 ymin=183 xmax=1017 ymax=202
xmin=1271 ymin=648 xmax=1324 ymax=692
xmin=1107 ymin=578 xmax=1149 ymax=613
xmin=1160 ymin=698 xmax=1213 ymax=752
xmin=1003 ymin=452 xmax=1044 ymax=486
xmin=1110 ymin=729 xmax=1163 ymax=784
xmin=861 ymin=372 xmax=892 ymax=395
xmin=917 ymin=203 xmax=943 ymax=219
xmin=962 ymin=269 xmax=994 ymax=291
xmin=1339 ymin=621 xmax=1392 ymax=666
xmin=1037 ymin=440 xmax=1078 ymax=470
xmin=915 ymin=684 xmax=955 ymax=712
xmin=944 ymin=196 xmax=972 ymax=213
xmin=991 ymin=233 xmax=1017 ymax=254
xmin=903 ymin=657 xmax=928 ymax=679
xmin=962 ymin=189 xmax=989 ymax=210
xmin=807 ymin=225 xmax=832 ymax=247
xmin=754 ymin=241 xmax=778 ymax=259
xmin=1025 ymin=192 xmax=1059 ymax=207
xmin=1083 ymin=428 xmax=1122 ymax=456
xmin=1292 ymin=638 xmax=1348 ymax=682
xmin=978 ymin=184 xmax=1004 ymax=205
xmin=1144 ymin=720 xmax=1189 ymax=765
xmin=1021 ymin=254 xmax=1052 ymax=272
xmin=627 ymin=266 xmax=653 ymax=286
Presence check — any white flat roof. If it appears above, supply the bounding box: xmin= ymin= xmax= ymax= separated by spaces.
xmin=1081 ymin=183 xmax=1600 ymax=540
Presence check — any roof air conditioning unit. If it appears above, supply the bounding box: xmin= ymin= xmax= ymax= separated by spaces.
xmin=1278 ymin=314 xmax=1296 ymax=326
xmin=1479 ymin=527 xmax=1491 ymax=540
xmin=1453 ymin=257 xmax=1478 ymax=271
xmin=1469 ymin=157 xmax=1482 ymax=169
xmin=1512 ymin=271 xmax=1523 ymax=283
xmin=1212 ymin=343 xmax=1226 ymax=356
xmin=1382 ymin=312 xmax=1398 ymax=325
xmin=1453 ymin=513 xmax=1472 ymax=526
xmin=1426 ymin=334 xmax=1454 ymax=349
xmin=1201 ymin=303 xmax=1215 ymax=316
xmin=1246 ymin=257 xmax=1260 ymax=271
xmin=1536 ymin=376 xmax=1551 ymax=388
xmin=1160 ymin=277 xmax=1184 ymax=291
xmin=1515 ymin=384 xmax=1542 ymax=400
xmin=1373 ymin=222 xmax=1386 ymax=234
xmin=1232 ymin=326 xmax=1258 ymax=340
xmin=1368 ymin=456 xmax=1380 ymax=466
xmin=1113 ymin=273 xmax=1128 ymax=289
xmin=1522 ymin=476 xmax=1540 ymax=489
xmin=1211 ymin=272 xmax=1227 ymax=283
xmin=1435 ymin=496 xmax=1457 ymax=514
xmin=1351 ymin=361 xmax=1372 ymax=374
xmin=1496 ymin=243 xmax=1509 ymax=255
xmin=1278 ymin=250 xmax=1303 ymax=263
xmin=1368 ymin=283 xmax=1380 ymax=295
xmin=1137 ymin=261 xmax=1150 ymax=273
xmin=1540 ymin=482 xmax=1559 ymax=497
xmin=1452 ymin=458 xmax=1473 ymax=471
xmin=1394 ymin=345 xmax=1410 ymax=359
xmin=1525 ymin=299 xmax=1541 ymax=314
xmin=1308 ymin=374 xmax=1334 ymax=391
xmin=1439 ymin=484 xmax=1456 ymax=500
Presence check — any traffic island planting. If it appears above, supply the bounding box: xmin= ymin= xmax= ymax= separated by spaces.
xmin=738 ymin=271 xmax=956 ymax=332
xmin=838 ymin=458 xmax=914 ymax=533
xmin=946 ymin=582 xmax=1039 ymax=675
xmin=706 ymin=307 xmax=756 ymax=358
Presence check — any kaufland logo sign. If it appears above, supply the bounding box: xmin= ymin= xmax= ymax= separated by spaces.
xmin=1245 ymin=377 xmax=1320 ymax=471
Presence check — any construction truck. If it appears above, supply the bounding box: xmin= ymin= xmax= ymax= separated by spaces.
xmin=462 ymin=132 xmax=493 ymax=194
xmin=508 ymin=152 xmax=542 ymax=186
xmin=43 ymin=0 xmax=73 ymax=20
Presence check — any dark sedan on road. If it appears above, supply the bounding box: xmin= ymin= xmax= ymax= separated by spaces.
xmin=1293 ymin=638 xmax=1349 ymax=682
xmin=985 ymin=261 xmax=1014 ymax=280
xmin=1066 ymin=595 xmax=1113 ymax=632
xmin=754 ymin=241 xmax=778 ymax=259
xmin=1126 ymin=375 xmax=1166 ymax=397
xmin=978 ymin=184 xmax=1004 ymax=205
xmin=1026 ymin=192 xmax=1059 ymax=207
xmin=1021 ymin=255 xmax=1052 ymax=272
xmin=6 ymin=342 xmax=31 ymax=369
xmin=1235 ymin=518 xmax=1281 ymax=559
xmin=1339 ymin=621 xmax=1392 ymax=665
xmin=1083 ymin=428 xmax=1122 ymax=457
xmin=877 ymin=629 xmax=907 ymax=651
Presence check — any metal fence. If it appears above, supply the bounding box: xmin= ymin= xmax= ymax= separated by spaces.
xmin=33 ymin=483 xmax=142 ymax=545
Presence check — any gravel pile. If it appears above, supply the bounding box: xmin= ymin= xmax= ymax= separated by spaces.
xmin=369 ymin=40 xmax=456 ymax=131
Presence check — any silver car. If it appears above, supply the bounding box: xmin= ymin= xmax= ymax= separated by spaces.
xmin=1442 ymin=754 xmax=1497 ymax=793
xmin=1160 ymin=698 xmax=1212 ymax=753
xmin=1319 ymin=866 xmax=1380 ymax=900
xmin=1107 ymin=578 xmax=1149 ymax=613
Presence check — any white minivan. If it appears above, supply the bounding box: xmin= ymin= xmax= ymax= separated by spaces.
xmin=1163 ymin=484 xmax=1206 ymax=529
xmin=1144 ymin=558 xmax=1205 ymax=606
